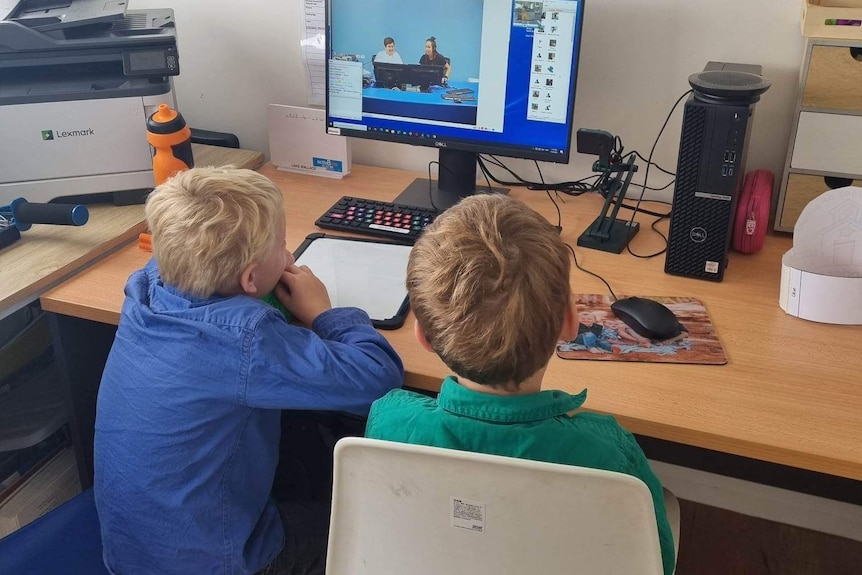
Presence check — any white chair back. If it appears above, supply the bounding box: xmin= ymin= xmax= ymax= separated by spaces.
xmin=326 ymin=437 xmax=665 ymax=575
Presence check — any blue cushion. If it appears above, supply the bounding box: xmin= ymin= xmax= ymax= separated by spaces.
xmin=0 ymin=487 xmax=108 ymax=574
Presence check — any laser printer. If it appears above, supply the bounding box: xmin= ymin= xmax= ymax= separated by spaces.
xmin=0 ymin=0 xmax=180 ymax=205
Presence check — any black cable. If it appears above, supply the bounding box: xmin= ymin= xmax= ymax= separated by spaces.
xmin=480 ymin=163 xmax=494 ymax=193
xmin=477 ymin=155 xmax=531 ymax=187
xmin=475 ymin=142 xmax=674 ymax=198
xmin=427 ymin=161 xmax=440 ymax=211
xmin=478 ymin=154 xmax=600 ymax=195
xmin=617 ymin=202 xmax=671 ymax=218
xmin=626 ymin=178 xmax=676 ymax=193
xmin=427 ymin=158 xmax=496 ymax=210
xmin=534 ymin=160 xmax=561 ymax=228
xmin=649 ymin=213 xmax=670 ymax=256
xmin=613 ymin=135 xmax=625 ymax=164
xmin=625 ymin=89 xmax=692 ymax=259
xmin=630 ymin=150 xmax=676 ymax=177
xmin=564 ymin=242 xmax=618 ymax=301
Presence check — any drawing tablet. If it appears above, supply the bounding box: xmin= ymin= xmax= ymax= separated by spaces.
xmin=293 ymin=233 xmax=411 ymax=329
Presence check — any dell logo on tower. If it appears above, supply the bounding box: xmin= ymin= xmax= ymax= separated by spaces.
xmin=41 ymin=130 xmax=54 ymax=140
xmin=690 ymin=227 xmax=707 ymax=243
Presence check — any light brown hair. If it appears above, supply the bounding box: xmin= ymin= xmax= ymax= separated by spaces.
xmin=145 ymin=166 xmax=284 ymax=298
xmin=407 ymin=194 xmax=571 ymax=386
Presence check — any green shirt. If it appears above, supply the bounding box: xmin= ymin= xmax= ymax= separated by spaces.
xmin=366 ymin=376 xmax=675 ymax=575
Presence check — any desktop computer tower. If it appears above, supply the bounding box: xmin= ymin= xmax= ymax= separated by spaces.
xmin=664 ymin=63 xmax=770 ymax=281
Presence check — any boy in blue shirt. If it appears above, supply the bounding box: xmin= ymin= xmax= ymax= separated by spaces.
xmin=94 ymin=167 xmax=403 ymax=574
xmin=365 ymin=194 xmax=675 ymax=574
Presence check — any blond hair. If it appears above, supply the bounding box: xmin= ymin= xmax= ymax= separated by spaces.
xmin=407 ymin=194 xmax=571 ymax=387
xmin=145 ymin=167 xmax=284 ymax=297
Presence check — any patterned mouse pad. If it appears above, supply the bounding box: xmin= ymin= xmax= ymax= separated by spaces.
xmin=556 ymin=295 xmax=727 ymax=365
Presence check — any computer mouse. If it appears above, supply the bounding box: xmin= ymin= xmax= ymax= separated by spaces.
xmin=610 ymin=297 xmax=682 ymax=341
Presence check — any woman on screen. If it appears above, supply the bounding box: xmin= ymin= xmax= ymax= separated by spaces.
xmin=419 ymin=36 xmax=451 ymax=82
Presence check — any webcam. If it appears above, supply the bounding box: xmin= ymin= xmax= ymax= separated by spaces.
xmin=576 ymin=129 xmax=615 ymax=169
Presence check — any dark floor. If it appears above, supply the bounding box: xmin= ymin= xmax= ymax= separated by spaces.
xmin=676 ymin=500 xmax=862 ymax=575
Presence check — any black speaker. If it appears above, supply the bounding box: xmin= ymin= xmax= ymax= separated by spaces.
xmin=664 ymin=62 xmax=770 ymax=281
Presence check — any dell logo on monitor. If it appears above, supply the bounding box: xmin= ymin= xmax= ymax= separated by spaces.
xmin=434 ymin=141 xmax=447 ymax=148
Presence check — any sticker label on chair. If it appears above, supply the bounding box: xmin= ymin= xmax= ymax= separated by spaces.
xmin=450 ymin=497 xmax=486 ymax=533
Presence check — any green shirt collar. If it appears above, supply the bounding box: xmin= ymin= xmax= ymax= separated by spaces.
xmin=437 ymin=376 xmax=587 ymax=423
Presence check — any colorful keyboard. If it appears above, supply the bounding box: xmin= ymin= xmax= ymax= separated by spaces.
xmin=315 ymin=196 xmax=438 ymax=243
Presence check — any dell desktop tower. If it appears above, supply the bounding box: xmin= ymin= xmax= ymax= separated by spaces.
xmin=664 ymin=63 xmax=770 ymax=281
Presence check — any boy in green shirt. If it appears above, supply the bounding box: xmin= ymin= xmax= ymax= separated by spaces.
xmin=365 ymin=194 xmax=676 ymax=574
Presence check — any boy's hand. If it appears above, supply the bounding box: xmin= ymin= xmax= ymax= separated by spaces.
xmin=275 ymin=264 xmax=332 ymax=326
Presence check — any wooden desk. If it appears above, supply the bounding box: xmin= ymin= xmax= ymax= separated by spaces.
xmin=0 ymin=144 xmax=264 ymax=321
xmin=41 ymin=163 xmax=862 ymax=486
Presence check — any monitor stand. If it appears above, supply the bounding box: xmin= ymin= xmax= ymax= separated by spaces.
xmin=393 ymin=148 xmax=507 ymax=212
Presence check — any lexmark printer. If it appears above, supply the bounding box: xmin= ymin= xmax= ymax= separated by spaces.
xmin=0 ymin=0 xmax=180 ymax=205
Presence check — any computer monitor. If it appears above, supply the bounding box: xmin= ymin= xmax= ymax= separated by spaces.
xmin=373 ymin=62 xmax=446 ymax=92
xmin=326 ymin=0 xmax=585 ymax=210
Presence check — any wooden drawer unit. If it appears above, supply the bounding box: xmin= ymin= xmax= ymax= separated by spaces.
xmin=778 ymin=173 xmax=862 ymax=230
xmin=802 ymin=45 xmax=862 ymax=111
xmin=776 ymin=37 xmax=862 ymax=232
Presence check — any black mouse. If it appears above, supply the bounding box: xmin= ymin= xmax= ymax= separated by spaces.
xmin=610 ymin=297 xmax=682 ymax=340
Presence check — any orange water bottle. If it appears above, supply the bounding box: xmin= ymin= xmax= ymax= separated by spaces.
xmin=146 ymin=103 xmax=194 ymax=185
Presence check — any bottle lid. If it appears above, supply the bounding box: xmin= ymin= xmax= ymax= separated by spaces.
xmin=151 ymin=103 xmax=178 ymax=123
xmin=147 ymin=103 xmax=187 ymax=134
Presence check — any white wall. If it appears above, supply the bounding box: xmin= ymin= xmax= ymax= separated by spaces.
xmin=131 ymin=0 xmax=805 ymax=200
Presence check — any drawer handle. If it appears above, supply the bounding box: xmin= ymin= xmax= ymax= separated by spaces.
xmin=851 ymin=47 xmax=862 ymax=61
xmin=824 ymin=176 xmax=853 ymax=189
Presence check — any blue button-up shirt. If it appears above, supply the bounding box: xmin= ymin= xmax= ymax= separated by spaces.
xmin=94 ymin=260 xmax=403 ymax=574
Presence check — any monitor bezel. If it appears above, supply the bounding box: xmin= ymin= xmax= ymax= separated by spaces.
xmin=324 ymin=0 xmax=586 ymax=166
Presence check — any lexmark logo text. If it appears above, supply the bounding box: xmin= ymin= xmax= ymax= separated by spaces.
xmin=42 ymin=128 xmax=95 ymax=140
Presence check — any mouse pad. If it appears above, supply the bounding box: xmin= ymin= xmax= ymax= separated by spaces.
xmin=556 ymin=295 xmax=727 ymax=365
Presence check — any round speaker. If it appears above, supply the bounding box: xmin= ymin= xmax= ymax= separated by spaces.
xmin=688 ymin=70 xmax=772 ymax=103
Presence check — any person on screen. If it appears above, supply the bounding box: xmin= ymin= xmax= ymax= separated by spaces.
xmin=94 ymin=166 xmax=403 ymax=575
xmin=419 ymin=36 xmax=451 ymax=82
xmin=364 ymin=194 xmax=676 ymax=575
xmin=374 ymin=36 xmax=403 ymax=64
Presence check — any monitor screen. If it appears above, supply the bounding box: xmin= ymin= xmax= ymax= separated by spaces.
xmin=326 ymin=0 xmax=585 ymax=209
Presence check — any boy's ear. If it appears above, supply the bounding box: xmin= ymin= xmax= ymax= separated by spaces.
xmin=239 ymin=262 xmax=259 ymax=296
xmin=413 ymin=320 xmax=436 ymax=353
xmin=559 ymin=295 xmax=578 ymax=340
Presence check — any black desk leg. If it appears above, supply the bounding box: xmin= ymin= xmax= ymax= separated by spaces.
xmin=49 ymin=313 xmax=117 ymax=489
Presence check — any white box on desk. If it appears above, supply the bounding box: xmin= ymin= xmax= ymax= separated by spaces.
xmin=267 ymin=104 xmax=351 ymax=179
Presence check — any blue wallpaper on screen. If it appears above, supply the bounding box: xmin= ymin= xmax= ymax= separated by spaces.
xmin=328 ymin=1 xmax=584 ymax=159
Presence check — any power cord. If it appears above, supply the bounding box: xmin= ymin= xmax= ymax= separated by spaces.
xmin=428 ymin=157 xmax=496 ymax=212
xmin=630 ymin=150 xmax=676 ymax=177
xmin=533 ymin=160 xmax=562 ymax=228
xmin=624 ymin=89 xmax=693 ymax=259
xmin=564 ymin=242 xmax=618 ymax=301
xmin=427 ymin=161 xmax=440 ymax=211
xmin=478 ymin=154 xmax=602 ymax=195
